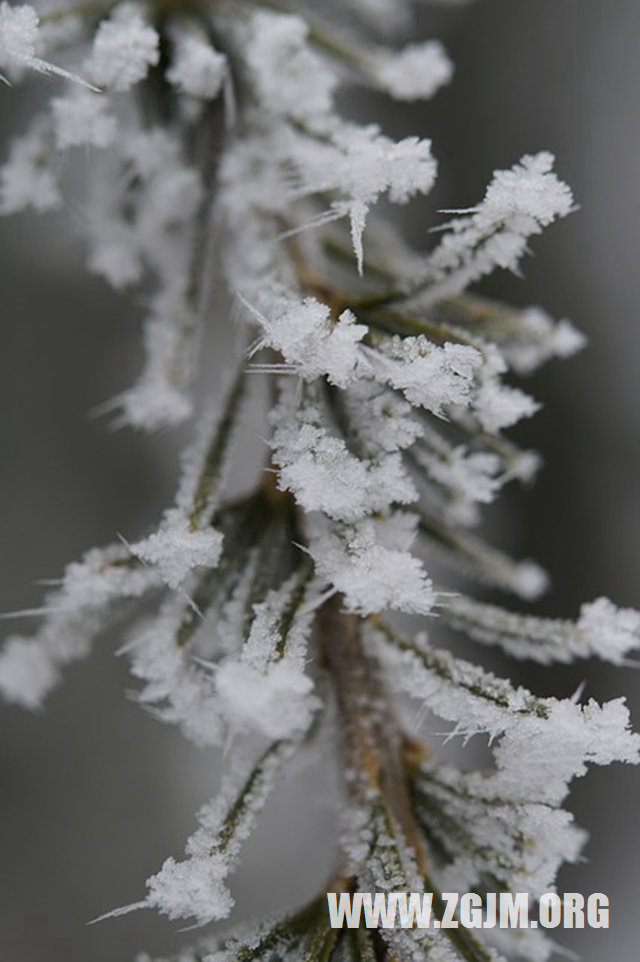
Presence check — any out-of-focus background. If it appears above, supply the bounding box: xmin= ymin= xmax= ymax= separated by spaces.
xmin=1 ymin=1 xmax=638 ymax=959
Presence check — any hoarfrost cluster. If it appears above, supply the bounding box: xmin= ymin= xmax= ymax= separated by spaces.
xmin=0 ymin=1 xmax=638 ymax=961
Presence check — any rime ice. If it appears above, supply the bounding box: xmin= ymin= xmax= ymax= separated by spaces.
xmin=0 ymin=2 xmax=638 ymax=961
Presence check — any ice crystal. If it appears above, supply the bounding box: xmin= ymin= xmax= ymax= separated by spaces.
xmin=84 ymin=4 xmax=159 ymax=92
xmin=0 ymin=2 xmax=638 ymax=960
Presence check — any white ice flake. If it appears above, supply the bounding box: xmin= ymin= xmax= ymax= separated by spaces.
xmin=245 ymin=11 xmax=337 ymax=122
xmin=0 ymin=2 xmax=39 ymax=70
xmin=372 ymin=335 xmax=482 ymax=415
xmin=167 ymin=34 xmax=227 ymax=100
xmin=577 ymin=597 xmax=640 ymax=663
xmin=443 ymin=594 xmax=640 ymax=665
xmin=309 ymin=515 xmax=435 ymax=615
xmin=288 ymin=125 xmax=437 ymax=273
xmin=129 ymin=515 xmax=223 ymax=591
xmin=51 ymin=89 xmax=117 ymax=148
xmin=0 ymin=545 xmax=158 ymax=709
xmin=271 ymin=390 xmax=417 ymax=522
xmin=0 ymin=2 xmax=636 ymax=954
xmin=216 ymin=660 xmax=318 ymax=740
xmin=341 ymin=379 xmax=422 ymax=454
xmin=0 ymin=637 xmax=59 ymax=710
xmin=372 ymin=40 xmax=453 ymax=101
xmin=126 ymin=600 xmax=224 ymax=747
xmin=471 ymin=343 xmax=540 ymax=433
xmin=115 ymin=741 xmax=297 ymax=925
xmin=0 ymin=2 xmax=90 ymax=84
xmin=0 ymin=120 xmax=61 ymax=213
xmin=474 ymin=378 xmax=540 ymax=433
xmin=145 ymin=854 xmax=233 ymax=924
xmin=496 ymin=306 xmax=586 ymax=375
xmin=372 ymin=626 xmax=640 ymax=805
xmin=414 ymin=436 xmax=502 ymax=524
xmin=247 ymin=295 xmax=368 ymax=387
xmin=410 ymin=152 xmax=573 ymax=306
xmin=85 ymin=3 xmax=159 ymax=91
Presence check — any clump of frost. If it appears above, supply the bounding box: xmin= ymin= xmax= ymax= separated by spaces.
xmin=145 ymin=854 xmax=233 ymax=924
xmin=51 ymin=89 xmax=117 ymax=149
xmin=578 ymin=597 xmax=640 ymax=662
xmin=215 ymin=572 xmax=319 ymax=740
xmin=245 ymin=11 xmax=337 ymax=122
xmin=107 ymin=742 xmax=299 ymax=926
xmin=372 ymin=40 xmax=453 ymax=100
xmin=0 ymin=637 xmax=60 ymax=710
xmin=0 ymin=545 xmax=159 ymax=709
xmin=271 ymin=387 xmax=416 ymax=523
xmin=309 ymin=514 xmax=435 ymax=615
xmin=409 ymin=152 xmax=574 ymax=306
xmin=129 ymin=516 xmax=223 ymax=591
xmin=166 ymin=33 xmax=227 ymax=100
xmin=246 ymin=295 xmax=368 ymax=387
xmin=288 ymin=125 xmax=437 ymax=273
xmin=125 ymin=600 xmax=224 ymax=747
xmin=371 ymin=625 xmax=640 ymax=805
xmin=216 ymin=661 xmax=318 ymax=740
xmin=0 ymin=120 xmax=61 ymax=213
xmin=498 ymin=307 xmax=586 ymax=375
xmin=443 ymin=594 xmax=640 ymax=665
xmin=371 ymin=335 xmax=482 ymax=415
xmin=84 ymin=3 xmax=159 ymax=91
xmin=0 ymin=1 xmax=89 ymax=83
xmin=472 ymin=344 xmax=540 ymax=433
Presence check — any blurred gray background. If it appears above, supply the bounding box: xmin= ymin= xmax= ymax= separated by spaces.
xmin=1 ymin=1 xmax=638 ymax=960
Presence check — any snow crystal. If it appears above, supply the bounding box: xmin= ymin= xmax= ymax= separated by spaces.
xmin=341 ymin=380 xmax=422 ymax=454
xmin=0 ymin=2 xmax=38 ymax=67
xmin=310 ymin=516 xmax=435 ymax=615
xmin=373 ymin=336 xmax=482 ymax=415
xmin=116 ymin=292 xmax=201 ymax=430
xmin=241 ymin=572 xmax=315 ymax=670
xmin=120 ymin=126 xmax=181 ymax=179
xmin=245 ymin=11 xmax=337 ymax=122
xmin=126 ymin=599 xmax=224 ymax=747
xmin=491 ymin=697 xmax=639 ymax=806
xmin=497 ymin=307 xmax=586 ymax=375
xmin=129 ymin=515 xmax=223 ymax=590
xmin=133 ymin=742 xmax=295 ymax=925
xmin=145 ymin=854 xmax=233 ymax=925
xmin=216 ymin=660 xmax=318 ymax=740
xmin=289 ymin=125 xmax=437 ymax=273
xmin=578 ymin=597 xmax=640 ymax=663
xmin=167 ymin=34 xmax=226 ymax=100
xmin=87 ymin=221 xmax=142 ymax=288
xmin=373 ymin=625 xmax=640 ymax=808
xmin=410 ymin=152 xmax=573 ymax=306
xmin=117 ymin=375 xmax=194 ymax=431
xmin=415 ymin=438 xmax=502 ymax=524
xmin=85 ymin=4 xmax=159 ymax=91
xmin=0 ymin=2 xmax=86 ymax=83
xmin=373 ymin=41 xmax=453 ymax=101
xmin=443 ymin=593 xmax=640 ymax=666
xmin=483 ymin=152 xmax=574 ymax=227
xmin=52 ymin=89 xmax=117 ymax=149
xmin=272 ymin=393 xmax=417 ymax=522
xmin=0 ymin=544 xmax=158 ymax=708
xmin=415 ymin=758 xmax=586 ymax=902
xmin=475 ymin=379 xmax=540 ymax=433
xmin=0 ymin=122 xmax=61 ymax=214
xmin=248 ymin=295 xmax=368 ymax=387
xmin=0 ymin=638 xmax=58 ymax=710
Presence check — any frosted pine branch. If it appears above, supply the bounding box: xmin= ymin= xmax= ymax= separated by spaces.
xmin=0 ymin=2 xmax=638 ymax=961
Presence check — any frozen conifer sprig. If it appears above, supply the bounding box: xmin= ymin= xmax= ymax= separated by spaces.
xmin=0 ymin=1 xmax=638 ymax=960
